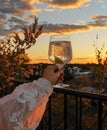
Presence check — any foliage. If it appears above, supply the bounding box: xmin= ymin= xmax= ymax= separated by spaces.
xmin=0 ymin=18 xmax=43 ymax=90
xmin=91 ymin=43 xmax=107 ymax=90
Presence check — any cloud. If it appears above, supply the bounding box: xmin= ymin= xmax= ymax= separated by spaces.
xmin=0 ymin=0 xmax=40 ymax=36
xmin=0 ymin=1 xmax=38 ymax=16
xmin=43 ymin=24 xmax=90 ymax=34
xmin=88 ymin=14 xmax=107 ymax=27
xmin=37 ymin=0 xmax=91 ymax=9
xmin=0 ymin=0 xmax=107 ymax=37
xmin=1 ymin=14 xmax=107 ymax=37
xmin=92 ymin=14 xmax=107 ymax=23
xmin=98 ymin=0 xmax=105 ymax=2
xmin=8 ymin=16 xmax=27 ymax=25
xmin=41 ymin=14 xmax=107 ymax=34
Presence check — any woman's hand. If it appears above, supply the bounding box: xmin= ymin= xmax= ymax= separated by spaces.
xmin=42 ymin=65 xmax=64 ymax=85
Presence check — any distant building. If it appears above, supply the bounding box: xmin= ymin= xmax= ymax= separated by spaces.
xmin=69 ymin=66 xmax=92 ymax=79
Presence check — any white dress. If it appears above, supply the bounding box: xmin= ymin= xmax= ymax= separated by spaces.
xmin=0 ymin=78 xmax=53 ymax=130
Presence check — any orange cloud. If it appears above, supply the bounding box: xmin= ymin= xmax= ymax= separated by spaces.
xmin=90 ymin=14 xmax=107 ymax=26
xmin=2 ymin=13 xmax=107 ymax=38
xmin=42 ymin=18 xmax=107 ymax=34
xmin=37 ymin=0 xmax=91 ymax=9
xmin=0 ymin=0 xmax=106 ymax=37
xmin=92 ymin=14 xmax=107 ymax=20
xmin=43 ymin=24 xmax=90 ymax=34
xmin=4 ymin=14 xmax=107 ymax=38
xmin=26 ymin=0 xmax=37 ymax=5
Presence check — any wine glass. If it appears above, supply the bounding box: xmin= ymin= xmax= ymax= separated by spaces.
xmin=48 ymin=34 xmax=72 ymax=86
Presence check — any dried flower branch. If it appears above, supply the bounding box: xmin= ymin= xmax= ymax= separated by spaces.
xmin=0 ymin=17 xmax=43 ymax=90
xmin=91 ymin=39 xmax=107 ymax=91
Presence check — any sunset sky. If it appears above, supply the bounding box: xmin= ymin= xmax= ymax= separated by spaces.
xmin=0 ymin=0 xmax=107 ymax=64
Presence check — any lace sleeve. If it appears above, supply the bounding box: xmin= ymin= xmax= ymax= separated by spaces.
xmin=0 ymin=78 xmax=53 ymax=130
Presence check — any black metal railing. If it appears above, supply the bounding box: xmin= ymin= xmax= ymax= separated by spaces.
xmin=37 ymin=87 xmax=107 ymax=130
xmin=1 ymin=82 xmax=107 ymax=130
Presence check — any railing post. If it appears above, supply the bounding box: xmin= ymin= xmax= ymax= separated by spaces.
xmin=48 ymin=96 xmax=52 ymax=130
xmin=64 ymin=94 xmax=67 ymax=130
xmin=98 ymin=100 xmax=103 ymax=130
xmin=38 ymin=87 xmax=107 ymax=130
xmin=75 ymin=96 xmax=82 ymax=130
xmin=79 ymin=97 xmax=82 ymax=130
xmin=75 ymin=96 xmax=78 ymax=130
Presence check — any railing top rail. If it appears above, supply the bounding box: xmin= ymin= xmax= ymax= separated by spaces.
xmin=54 ymin=87 xmax=107 ymax=101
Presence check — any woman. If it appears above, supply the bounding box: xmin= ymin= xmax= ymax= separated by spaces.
xmin=0 ymin=65 xmax=64 ymax=130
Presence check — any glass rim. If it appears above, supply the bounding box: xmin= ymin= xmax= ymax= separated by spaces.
xmin=50 ymin=34 xmax=71 ymax=41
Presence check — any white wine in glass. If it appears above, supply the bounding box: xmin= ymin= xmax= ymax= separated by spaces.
xmin=48 ymin=34 xmax=72 ymax=69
